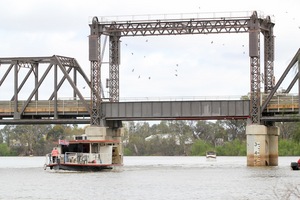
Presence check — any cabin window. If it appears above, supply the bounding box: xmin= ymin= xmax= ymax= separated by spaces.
xmin=91 ymin=143 xmax=98 ymax=153
xmin=62 ymin=143 xmax=90 ymax=153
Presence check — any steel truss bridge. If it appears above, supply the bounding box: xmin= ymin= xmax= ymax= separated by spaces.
xmin=0 ymin=11 xmax=299 ymax=126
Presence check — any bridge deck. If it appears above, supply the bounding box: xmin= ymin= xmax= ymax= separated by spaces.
xmin=0 ymin=95 xmax=298 ymax=124
xmin=0 ymin=100 xmax=89 ymax=116
xmin=0 ymin=100 xmax=249 ymax=124
xmin=263 ymin=94 xmax=299 ymax=113
xmin=102 ymin=100 xmax=250 ymax=121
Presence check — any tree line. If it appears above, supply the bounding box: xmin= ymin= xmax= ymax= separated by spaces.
xmin=0 ymin=124 xmax=85 ymax=156
xmin=0 ymin=120 xmax=300 ymax=156
xmin=123 ymin=120 xmax=300 ymax=156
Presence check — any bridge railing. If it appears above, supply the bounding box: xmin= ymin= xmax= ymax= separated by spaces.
xmin=262 ymin=93 xmax=299 ymax=113
xmin=119 ymin=95 xmax=245 ymax=102
xmin=0 ymin=99 xmax=90 ymax=116
xmin=95 ymin=11 xmax=260 ymax=23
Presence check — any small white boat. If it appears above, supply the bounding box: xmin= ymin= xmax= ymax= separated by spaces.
xmin=206 ymin=151 xmax=217 ymax=159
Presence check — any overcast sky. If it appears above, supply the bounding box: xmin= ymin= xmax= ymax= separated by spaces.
xmin=0 ymin=0 xmax=299 ymax=101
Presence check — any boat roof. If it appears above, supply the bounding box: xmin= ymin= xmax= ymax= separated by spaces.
xmin=57 ymin=139 xmax=120 ymax=145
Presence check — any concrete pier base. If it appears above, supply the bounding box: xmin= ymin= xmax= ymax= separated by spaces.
xmin=268 ymin=126 xmax=280 ymax=166
xmin=85 ymin=126 xmax=124 ymax=140
xmin=85 ymin=126 xmax=124 ymax=165
xmin=85 ymin=126 xmax=108 ymax=140
xmin=246 ymin=124 xmax=279 ymax=166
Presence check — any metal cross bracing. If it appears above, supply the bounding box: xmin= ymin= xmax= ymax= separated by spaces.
xmin=89 ymin=11 xmax=275 ymax=125
xmin=89 ymin=17 xmax=102 ymax=126
xmin=109 ymin=34 xmax=121 ymax=102
xmin=261 ymin=48 xmax=300 ymax=121
xmin=0 ymin=55 xmax=92 ymax=122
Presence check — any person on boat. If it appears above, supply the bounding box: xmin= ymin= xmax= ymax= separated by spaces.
xmin=298 ymin=159 xmax=300 ymax=166
xmin=51 ymin=147 xmax=59 ymax=163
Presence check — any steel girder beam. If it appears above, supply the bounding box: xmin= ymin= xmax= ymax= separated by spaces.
xmin=54 ymin=56 xmax=91 ymax=115
xmin=10 ymin=62 xmax=37 ymax=101
xmin=263 ymin=32 xmax=275 ymax=93
xmin=247 ymin=11 xmax=275 ymax=124
xmin=14 ymin=62 xmax=18 ymax=118
xmin=89 ymin=17 xmax=102 ymax=126
xmin=0 ymin=119 xmax=90 ymax=125
xmin=249 ymin=55 xmax=261 ymax=123
xmin=262 ymin=16 xmax=275 ymax=93
xmin=261 ymin=48 xmax=300 ymax=111
xmin=0 ymin=63 xmax=13 ymax=86
xmin=90 ymin=60 xmax=101 ymax=125
xmin=18 ymin=56 xmax=91 ymax=117
xmin=109 ymin=35 xmax=120 ymax=102
xmin=248 ymin=12 xmax=261 ymax=124
xmin=98 ymin=18 xmax=250 ymax=36
xmin=34 ymin=63 xmax=38 ymax=100
xmin=18 ymin=63 xmax=53 ymax=116
xmin=299 ymin=57 xmax=300 ymax=115
xmin=0 ymin=55 xmax=92 ymax=120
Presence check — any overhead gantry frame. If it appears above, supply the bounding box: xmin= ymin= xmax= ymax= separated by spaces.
xmin=89 ymin=11 xmax=275 ymax=126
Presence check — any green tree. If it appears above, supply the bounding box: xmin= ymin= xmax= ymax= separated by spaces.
xmin=220 ymin=120 xmax=246 ymax=141
xmin=278 ymin=139 xmax=300 ymax=156
xmin=0 ymin=143 xmax=11 ymax=156
xmin=216 ymin=139 xmax=246 ymax=156
xmin=276 ymin=122 xmax=297 ymax=140
xmin=168 ymin=121 xmax=194 ymax=155
xmin=151 ymin=121 xmax=169 ymax=135
xmin=46 ymin=125 xmax=65 ymax=141
xmin=10 ymin=125 xmax=51 ymax=156
xmin=291 ymin=122 xmax=300 ymax=143
xmin=127 ymin=134 xmax=147 ymax=155
xmin=0 ymin=130 xmax=3 ymax=143
xmin=192 ymin=120 xmax=227 ymax=147
xmin=190 ymin=139 xmax=213 ymax=156
xmin=0 ymin=125 xmax=14 ymax=146
xmin=192 ymin=121 xmax=214 ymax=141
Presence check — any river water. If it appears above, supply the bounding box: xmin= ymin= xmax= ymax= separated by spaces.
xmin=0 ymin=156 xmax=300 ymax=200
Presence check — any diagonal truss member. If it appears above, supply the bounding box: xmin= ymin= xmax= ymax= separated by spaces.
xmin=89 ymin=11 xmax=274 ymax=125
xmin=0 ymin=55 xmax=92 ymax=120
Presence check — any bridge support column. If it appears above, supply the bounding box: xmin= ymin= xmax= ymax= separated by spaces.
xmin=246 ymin=124 xmax=279 ymax=166
xmin=85 ymin=126 xmax=124 ymax=165
xmin=268 ymin=126 xmax=280 ymax=166
xmin=246 ymin=125 xmax=269 ymax=166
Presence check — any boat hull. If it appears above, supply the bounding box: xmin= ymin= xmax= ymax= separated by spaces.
xmin=206 ymin=156 xmax=217 ymax=159
xmin=206 ymin=151 xmax=217 ymax=159
xmin=44 ymin=163 xmax=121 ymax=172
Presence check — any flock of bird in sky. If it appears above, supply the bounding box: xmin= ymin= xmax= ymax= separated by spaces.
xmin=119 ymin=9 xmax=300 ymax=82
xmin=122 ymin=38 xmax=247 ymax=81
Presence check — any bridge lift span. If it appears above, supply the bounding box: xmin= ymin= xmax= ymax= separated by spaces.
xmin=89 ymin=11 xmax=274 ymax=126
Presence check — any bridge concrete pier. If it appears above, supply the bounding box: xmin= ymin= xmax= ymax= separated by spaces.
xmin=246 ymin=124 xmax=279 ymax=166
xmin=85 ymin=126 xmax=124 ymax=165
xmin=268 ymin=126 xmax=280 ymax=166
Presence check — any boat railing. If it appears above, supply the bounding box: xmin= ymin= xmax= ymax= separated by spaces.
xmin=45 ymin=153 xmax=62 ymax=165
xmin=45 ymin=153 xmax=52 ymax=165
xmin=45 ymin=152 xmax=112 ymax=165
xmin=60 ymin=152 xmax=112 ymax=164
